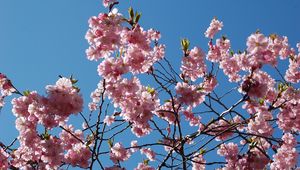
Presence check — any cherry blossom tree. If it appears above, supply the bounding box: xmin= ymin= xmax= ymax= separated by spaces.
xmin=0 ymin=0 xmax=299 ymax=169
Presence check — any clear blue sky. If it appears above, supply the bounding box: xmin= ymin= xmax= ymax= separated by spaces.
xmin=0 ymin=0 xmax=300 ymax=169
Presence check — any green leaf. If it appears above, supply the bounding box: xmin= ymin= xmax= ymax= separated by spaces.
xmin=258 ymin=98 xmax=264 ymax=105
xmin=164 ymin=99 xmax=170 ymax=103
xmin=199 ymin=148 xmax=206 ymax=155
xmin=23 ymin=90 xmax=30 ymax=96
xmin=143 ymin=159 xmax=149 ymax=165
xmin=197 ymin=87 xmax=204 ymax=91
xmin=147 ymin=86 xmax=155 ymax=95
xmin=42 ymin=130 xmax=50 ymax=140
xmin=135 ymin=13 xmax=141 ymax=24
xmin=128 ymin=7 xmax=134 ymax=19
xmin=222 ymin=35 xmax=227 ymax=40
xmin=108 ymin=139 xmax=114 ymax=148
xmin=230 ymin=50 xmax=234 ymax=56
xmin=250 ymin=141 xmax=258 ymax=149
xmin=181 ymin=38 xmax=190 ymax=53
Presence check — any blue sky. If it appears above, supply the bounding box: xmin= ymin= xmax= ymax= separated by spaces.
xmin=0 ymin=0 xmax=300 ymax=169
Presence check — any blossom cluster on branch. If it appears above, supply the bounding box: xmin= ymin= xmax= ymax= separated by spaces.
xmin=0 ymin=0 xmax=299 ymax=169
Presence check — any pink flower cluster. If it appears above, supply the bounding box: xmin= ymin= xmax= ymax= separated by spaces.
xmin=175 ymin=82 xmax=205 ymax=107
xmin=12 ymin=77 xmax=83 ymax=129
xmin=180 ymin=47 xmax=207 ymax=81
xmin=10 ymin=77 xmax=90 ymax=168
xmin=217 ymin=142 xmax=239 ymax=169
xmin=104 ymin=115 xmax=115 ymax=126
xmin=174 ymin=76 xmax=217 ymax=128
xmin=109 ymin=141 xmax=156 ymax=167
xmin=105 ymin=77 xmax=160 ymax=137
xmin=86 ymin=11 xmax=123 ymax=61
xmin=207 ymin=37 xmax=242 ymax=82
xmin=89 ymin=80 xmax=105 ymax=111
xmin=0 ymin=73 xmax=15 ymax=107
xmin=182 ymin=106 xmax=201 ymax=127
xmin=276 ymin=86 xmax=300 ymax=132
xmin=207 ymin=119 xmax=234 ymax=141
xmin=285 ymin=43 xmax=300 ymax=83
xmin=204 ymin=18 xmax=223 ymax=39
xmin=270 ymin=133 xmax=298 ymax=170
xmin=240 ymin=70 xmax=275 ymax=99
xmin=110 ymin=142 xmax=131 ymax=163
xmin=140 ymin=148 xmax=156 ymax=161
xmin=205 ymin=21 xmax=296 ymax=85
xmin=247 ymin=107 xmax=273 ymax=137
xmin=217 ymin=142 xmax=269 ymax=170
xmin=155 ymin=98 xmax=181 ymax=125
xmin=246 ymin=33 xmax=292 ymax=68
xmin=0 ymin=148 xmax=9 ymax=169
xmin=102 ymin=0 xmax=118 ymax=8
xmin=134 ymin=163 xmax=155 ymax=170
xmin=65 ymin=143 xmax=91 ymax=168
xmin=192 ymin=153 xmax=206 ymax=170
xmin=86 ymin=7 xmax=165 ymax=137
xmin=82 ymin=5 xmax=300 ymax=169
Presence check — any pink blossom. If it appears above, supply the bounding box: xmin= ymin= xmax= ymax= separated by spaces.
xmin=131 ymin=125 xmax=152 ymax=138
xmin=105 ymin=166 xmax=125 ymax=170
xmin=181 ymin=47 xmax=206 ymax=81
xmin=285 ymin=54 xmax=300 ymax=83
xmin=110 ymin=142 xmax=131 ymax=163
xmin=268 ymin=35 xmax=292 ymax=60
xmin=0 ymin=73 xmax=15 ymax=96
xmin=104 ymin=115 xmax=115 ymax=126
xmin=201 ymin=76 xmax=218 ymax=93
xmin=219 ymin=54 xmax=241 ymax=82
xmin=147 ymin=28 xmax=161 ymax=41
xmin=271 ymin=133 xmax=298 ymax=170
xmin=175 ymin=82 xmax=205 ymax=107
xmin=60 ymin=125 xmax=84 ymax=150
xmin=130 ymin=140 xmax=139 ymax=153
xmin=124 ymin=46 xmax=153 ymax=74
xmin=207 ymin=40 xmax=221 ymax=62
xmin=216 ymin=38 xmax=231 ymax=53
xmin=245 ymin=33 xmax=282 ymax=68
xmin=46 ymin=77 xmax=83 ymax=117
xmin=240 ymin=70 xmax=275 ymax=99
xmin=276 ymin=87 xmax=300 ymax=132
xmin=182 ymin=106 xmax=201 ymax=126
xmin=140 ymin=148 xmax=156 ymax=161
xmin=97 ymin=57 xmax=129 ymax=81
xmin=247 ymin=107 xmax=273 ymax=136
xmin=124 ymin=25 xmax=151 ymax=51
xmin=89 ymin=80 xmax=105 ymax=111
xmin=86 ymin=12 xmax=123 ymax=60
xmin=0 ymin=73 xmax=15 ymax=108
xmin=40 ymin=136 xmax=64 ymax=169
xmin=88 ymin=102 xmax=98 ymax=111
xmin=205 ymin=18 xmax=223 ymax=39
xmin=0 ymin=148 xmax=9 ymax=169
xmin=247 ymin=33 xmax=268 ymax=55
xmin=105 ymin=77 xmax=159 ymax=137
xmin=192 ymin=153 xmax=206 ymax=170
xmin=65 ymin=143 xmax=91 ymax=168
xmin=103 ymin=0 xmax=118 ymax=8
xmin=155 ymin=99 xmax=180 ymax=124
xmin=217 ymin=142 xmax=240 ymax=169
xmin=208 ymin=119 xmax=233 ymax=141
xmin=134 ymin=163 xmax=155 ymax=170
xmin=152 ymin=44 xmax=165 ymax=61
